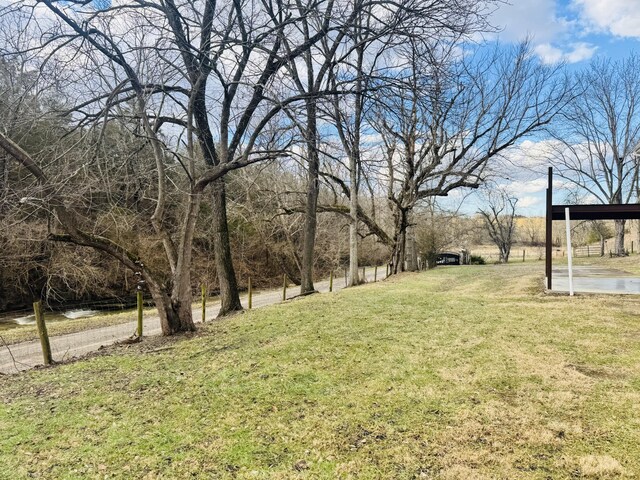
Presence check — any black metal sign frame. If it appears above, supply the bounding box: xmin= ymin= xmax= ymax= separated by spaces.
xmin=545 ymin=167 xmax=640 ymax=290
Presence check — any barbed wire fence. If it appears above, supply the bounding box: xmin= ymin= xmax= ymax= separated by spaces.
xmin=0 ymin=265 xmax=386 ymax=374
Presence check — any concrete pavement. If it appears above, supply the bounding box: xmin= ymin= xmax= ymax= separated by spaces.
xmin=552 ymin=266 xmax=640 ymax=294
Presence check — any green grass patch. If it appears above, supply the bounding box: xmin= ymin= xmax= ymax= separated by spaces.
xmin=1 ymin=263 xmax=640 ymax=478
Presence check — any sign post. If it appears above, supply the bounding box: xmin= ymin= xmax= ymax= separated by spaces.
xmin=565 ymin=207 xmax=574 ymax=296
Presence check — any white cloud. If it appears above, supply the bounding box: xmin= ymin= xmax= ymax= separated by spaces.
xmin=360 ymin=133 xmax=383 ymax=144
xmin=534 ymin=44 xmax=564 ymax=64
xmin=490 ymin=0 xmax=566 ymax=43
xmin=564 ymin=42 xmax=598 ymax=62
xmin=534 ymin=42 xmax=597 ymax=64
xmin=488 ymin=0 xmax=597 ymax=65
xmin=581 ymin=193 xmax=599 ymax=204
xmin=500 ymin=139 xmax=559 ymax=170
xmin=518 ymin=196 xmax=542 ymax=208
xmin=505 ymin=179 xmax=548 ymax=194
xmin=573 ymin=0 xmax=640 ymax=38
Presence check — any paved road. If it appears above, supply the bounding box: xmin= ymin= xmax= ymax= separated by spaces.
xmin=1 ymin=268 xmax=383 ymax=374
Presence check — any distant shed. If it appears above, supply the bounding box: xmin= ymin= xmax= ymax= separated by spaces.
xmin=436 ymin=252 xmax=461 ymax=265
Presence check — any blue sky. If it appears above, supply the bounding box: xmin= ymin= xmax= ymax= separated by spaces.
xmin=448 ymin=0 xmax=640 ymax=217
xmin=490 ymin=0 xmax=640 ymax=64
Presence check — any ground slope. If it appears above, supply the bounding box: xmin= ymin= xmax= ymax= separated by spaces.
xmin=1 ymin=264 xmax=639 ymax=479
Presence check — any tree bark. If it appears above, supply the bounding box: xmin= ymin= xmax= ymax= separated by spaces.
xmin=0 ymin=154 xmax=6 ymax=203
xmin=346 ymin=38 xmax=365 ymax=287
xmin=211 ymin=178 xmax=243 ymax=316
xmin=300 ymin=103 xmax=319 ymax=295
xmin=390 ymin=208 xmax=409 ymax=274
xmin=500 ymin=244 xmax=511 ymax=263
xmin=405 ymin=223 xmax=418 ymax=271
xmin=614 ymin=219 xmax=626 ymax=255
xmin=146 ymin=275 xmax=193 ymax=335
xmin=169 ymin=189 xmax=202 ymax=331
xmin=348 ymin=157 xmax=360 ymax=286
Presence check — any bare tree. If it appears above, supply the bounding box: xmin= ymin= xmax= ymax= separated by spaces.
xmin=295 ymin=40 xmax=570 ymax=273
xmin=518 ymin=217 xmax=544 ymax=246
xmin=371 ymin=40 xmax=570 ymax=273
xmin=0 ymin=0 xmax=335 ymax=333
xmin=548 ymin=54 xmax=640 ymax=255
xmin=278 ymin=0 xmax=372 ymax=294
xmin=414 ymin=201 xmax=477 ymax=269
xmin=478 ymin=187 xmax=517 ymax=263
xmin=322 ymin=2 xmax=392 ymax=287
xmin=324 ymin=17 xmax=369 ymax=287
xmin=282 ymin=0 xmax=501 ymax=293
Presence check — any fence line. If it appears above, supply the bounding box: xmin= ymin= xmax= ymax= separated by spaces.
xmin=0 ymin=265 xmax=385 ymax=374
xmin=4 ymin=246 xmax=637 ymax=375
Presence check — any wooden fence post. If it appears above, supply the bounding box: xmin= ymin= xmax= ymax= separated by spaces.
xmin=33 ymin=301 xmax=52 ymax=366
xmin=344 ymin=268 xmax=347 ymax=286
xmin=374 ymin=265 xmax=377 ymax=282
xmin=632 ymin=241 xmax=634 ymax=254
xmin=248 ymin=277 xmax=252 ymax=309
xmin=137 ymin=290 xmax=143 ymax=337
xmin=282 ymin=274 xmax=287 ymax=301
xmin=329 ymin=270 xmax=333 ymax=292
xmin=523 ymin=250 xmax=525 ymax=262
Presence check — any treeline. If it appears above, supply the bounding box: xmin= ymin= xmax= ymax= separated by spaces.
xmin=0 ymin=0 xmax=572 ymax=332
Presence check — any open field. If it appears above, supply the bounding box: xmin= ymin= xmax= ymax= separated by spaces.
xmin=1 ymin=262 xmax=640 ymax=479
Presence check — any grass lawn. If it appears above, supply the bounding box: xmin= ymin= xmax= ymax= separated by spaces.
xmin=1 ymin=262 xmax=639 ymax=479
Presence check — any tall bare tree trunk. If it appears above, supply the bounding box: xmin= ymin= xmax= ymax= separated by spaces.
xmin=211 ymin=178 xmax=243 ymax=315
xmin=348 ymin=156 xmax=360 ymax=286
xmin=140 ymin=270 xmax=193 ymax=334
xmin=390 ymin=208 xmax=409 ymax=274
xmin=169 ymin=190 xmax=202 ymax=330
xmin=300 ymin=104 xmax=319 ymax=295
xmin=406 ymin=213 xmax=418 ymax=272
xmin=499 ymin=244 xmax=511 ymax=263
xmin=346 ymin=36 xmax=365 ymax=287
xmin=405 ymin=224 xmax=418 ymax=271
xmin=614 ymin=219 xmax=626 ymax=255
xmin=400 ymin=229 xmax=407 ymax=272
